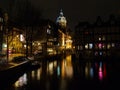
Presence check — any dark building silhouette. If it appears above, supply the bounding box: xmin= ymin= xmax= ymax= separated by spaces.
xmin=74 ymin=15 xmax=120 ymax=58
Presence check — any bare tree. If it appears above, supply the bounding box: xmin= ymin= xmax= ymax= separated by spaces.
xmin=10 ymin=0 xmax=43 ymax=57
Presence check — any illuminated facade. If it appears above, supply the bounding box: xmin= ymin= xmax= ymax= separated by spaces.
xmin=56 ymin=9 xmax=72 ymax=52
xmin=30 ymin=19 xmax=58 ymax=55
xmin=74 ymin=15 xmax=120 ymax=57
xmin=2 ymin=27 xmax=25 ymax=54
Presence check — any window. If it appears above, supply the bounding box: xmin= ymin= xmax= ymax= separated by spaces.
xmin=47 ymin=29 xmax=51 ymax=34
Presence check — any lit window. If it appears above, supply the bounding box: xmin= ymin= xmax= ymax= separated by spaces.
xmin=112 ymin=43 xmax=115 ymax=47
xmin=100 ymin=52 xmax=102 ymax=56
xmin=89 ymin=43 xmax=93 ymax=49
xmin=98 ymin=43 xmax=102 ymax=49
xmin=102 ymin=44 xmax=105 ymax=49
xmin=85 ymin=44 xmax=88 ymax=49
xmin=99 ymin=37 xmax=101 ymax=41
xmin=20 ymin=34 xmax=24 ymax=42
xmin=32 ymin=43 xmax=34 ymax=45
xmin=24 ymin=45 xmax=26 ymax=48
xmin=38 ymin=43 xmax=40 ymax=45
xmin=107 ymin=44 xmax=111 ymax=49
xmin=47 ymin=29 xmax=51 ymax=34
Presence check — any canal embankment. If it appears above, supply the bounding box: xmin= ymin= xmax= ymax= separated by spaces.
xmin=0 ymin=60 xmax=31 ymax=86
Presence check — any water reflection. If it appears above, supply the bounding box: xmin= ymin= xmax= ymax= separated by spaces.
xmin=45 ymin=55 xmax=73 ymax=79
xmin=57 ymin=66 xmax=60 ymax=76
xmin=84 ymin=61 xmax=107 ymax=81
xmin=47 ymin=61 xmax=58 ymax=75
xmin=37 ymin=68 xmax=41 ymax=80
xmin=64 ymin=55 xmax=73 ymax=79
xmin=14 ymin=73 xmax=27 ymax=88
xmin=6 ymin=54 xmax=113 ymax=90
xmin=85 ymin=62 xmax=94 ymax=79
xmin=98 ymin=62 xmax=107 ymax=80
xmin=31 ymin=68 xmax=42 ymax=80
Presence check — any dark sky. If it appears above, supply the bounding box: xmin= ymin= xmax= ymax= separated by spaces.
xmin=1 ymin=0 xmax=120 ymax=29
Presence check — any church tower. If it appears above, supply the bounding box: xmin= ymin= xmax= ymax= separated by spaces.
xmin=56 ymin=9 xmax=67 ymax=29
xmin=56 ymin=9 xmax=72 ymax=51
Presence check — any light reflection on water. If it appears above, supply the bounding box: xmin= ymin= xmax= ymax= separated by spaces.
xmin=47 ymin=62 xmax=54 ymax=75
xmin=57 ymin=55 xmax=73 ymax=79
xmin=98 ymin=62 xmax=107 ymax=80
xmin=64 ymin=55 xmax=73 ymax=79
xmin=84 ymin=61 xmax=107 ymax=81
xmin=31 ymin=68 xmax=42 ymax=80
xmin=14 ymin=73 xmax=27 ymax=88
xmin=37 ymin=68 xmax=41 ymax=80
xmin=12 ymin=54 xmax=109 ymax=89
xmin=46 ymin=55 xmax=73 ymax=79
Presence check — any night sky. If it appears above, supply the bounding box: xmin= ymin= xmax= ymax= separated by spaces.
xmin=0 ymin=0 xmax=120 ymax=29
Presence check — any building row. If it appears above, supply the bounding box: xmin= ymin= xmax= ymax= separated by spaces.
xmin=74 ymin=15 xmax=120 ymax=58
xmin=0 ymin=8 xmax=72 ymax=61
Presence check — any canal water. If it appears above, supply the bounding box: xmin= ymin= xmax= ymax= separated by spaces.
xmin=1 ymin=54 xmax=120 ymax=90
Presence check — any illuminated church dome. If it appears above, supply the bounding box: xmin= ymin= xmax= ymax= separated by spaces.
xmin=56 ymin=9 xmax=67 ymax=28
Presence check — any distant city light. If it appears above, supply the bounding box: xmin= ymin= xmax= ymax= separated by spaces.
xmin=38 ymin=43 xmax=40 ymax=45
xmin=3 ymin=44 xmax=7 ymax=48
xmin=47 ymin=29 xmax=51 ymax=34
xmin=14 ymin=73 xmax=27 ymax=87
xmin=100 ymin=52 xmax=102 ymax=55
xmin=99 ymin=37 xmax=101 ymax=41
xmin=85 ymin=44 xmax=88 ymax=49
xmin=98 ymin=43 xmax=102 ymax=49
xmin=20 ymin=34 xmax=24 ymax=42
xmin=107 ymin=44 xmax=111 ymax=49
xmin=89 ymin=43 xmax=93 ymax=49
xmin=112 ymin=43 xmax=115 ymax=47
xmin=24 ymin=45 xmax=26 ymax=48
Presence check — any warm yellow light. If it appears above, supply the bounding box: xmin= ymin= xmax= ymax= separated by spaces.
xmin=107 ymin=44 xmax=111 ymax=49
xmin=20 ymin=34 xmax=24 ymax=41
xmin=48 ymin=62 xmax=54 ymax=75
xmin=47 ymin=48 xmax=53 ymax=52
xmin=85 ymin=44 xmax=88 ymax=49
xmin=24 ymin=45 xmax=26 ymax=48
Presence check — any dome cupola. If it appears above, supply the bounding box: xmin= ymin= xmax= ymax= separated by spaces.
xmin=56 ymin=9 xmax=67 ymax=28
